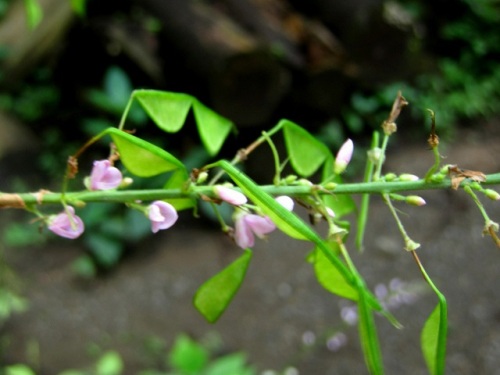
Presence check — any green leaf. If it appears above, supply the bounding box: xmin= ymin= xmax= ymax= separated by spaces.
xmin=205 ymin=352 xmax=255 ymax=375
xmin=312 ymin=244 xmax=358 ymax=301
xmin=134 ymin=90 xmax=192 ymax=132
xmin=192 ymin=99 xmax=234 ymax=156
xmin=95 ymin=351 xmax=123 ymax=375
xmin=131 ymin=90 xmax=233 ymax=156
xmin=194 ymin=250 xmax=252 ymax=323
xmin=283 ymin=120 xmax=331 ymax=177
xmin=168 ymin=334 xmax=209 ymax=374
xmin=358 ymin=289 xmax=384 ymax=375
xmin=69 ymin=0 xmax=86 ymax=15
xmin=421 ymin=303 xmax=447 ymax=375
xmin=5 ymin=364 xmax=36 ymax=375
xmin=107 ymin=128 xmax=184 ymax=177
xmin=23 ymin=0 xmax=43 ymax=29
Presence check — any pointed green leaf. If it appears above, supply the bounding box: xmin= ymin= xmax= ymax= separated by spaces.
xmin=107 ymin=128 xmax=183 ymax=177
xmin=194 ymin=249 xmax=252 ymax=323
xmin=358 ymin=289 xmax=384 ymax=375
xmin=313 ymin=244 xmax=358 ymax=301
xmin=421 ymin=303 xmax=447 ymax=375
xmin=163 ymin=169 xmax=195 ymax=211
xmin=192 ymin=99 xmax=234 ymax=156
xmin=283 ymin=120 xmax=331 ymax=177
xmin=133 ymin=90 xmax=193 ymax=132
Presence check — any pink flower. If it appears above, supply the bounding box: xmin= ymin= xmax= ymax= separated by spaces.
xmin=88 ymin=160 xmax=122 ymax=190
xmin=214 ymin=185 xmax=248 ymax=206
xmin=148 ymin=201 xmax=178 ymax=233
xmin=233 ymin=196 xmax=294 ymax=249
xmin=334 ymin=139 xmax=354 ymax=174
xmin=48 ymin=206 xmax=84 ymax=239
xmin=234 ymin=212 xmax=276 ymax=249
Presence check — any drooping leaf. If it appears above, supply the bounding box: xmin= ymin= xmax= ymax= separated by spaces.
xmin=107 ymin=128 xmax=184 ymax=177
xmin=421 ymin=303 xmax=447 ymax=375
xmin=358 ymin=289 xmax=385 ymax=375
xmin=194 ymin=249 xmax=252 ymax=323
xmin=282 ymin=120 xmax=331 ymax=177
xmin=192 ymin=99 xmax=234 ymax=156
xmin=168 ymin=334 xmax=209 ymax=374
xmin=312 ymin=243 xmax=358 ymax=301
xmin=133 ymin=90 xmax=193 ymax=132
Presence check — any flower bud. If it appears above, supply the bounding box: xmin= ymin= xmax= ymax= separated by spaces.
xmin=384 ymin=173 xmax=397 ymax=181
xmin=214 ymin=185 xmax=248 ymax=206
xmin=275 ymin=196 xmax=294 ymax=211
xmin=398 ymin=174 xmax=419 ymax=182
xmin=196 ymin=171 xmax=209 ymax=184
xmin=284 ymin=175 xmax=298 ymax=184
xmin=323 ymin=182 xmax=337 ymax=190
xmin=405 ymin=195 xmax=426 ymax=206
xmin=484 ymin=189 xmax=500 ymax=201
xmin=367 ymin=147 xmax=384 ymax=164
xmin=334 ymin=139 xmax=354 ymax=174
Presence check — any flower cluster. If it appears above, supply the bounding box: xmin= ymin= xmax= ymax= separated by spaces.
xmin=47 ymin=160 xmax=179 ymax=239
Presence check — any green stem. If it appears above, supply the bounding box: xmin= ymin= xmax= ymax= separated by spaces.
xmin=463 ymin=184 xmax=491 ymax=223
xmin=118 ymin=92 xmax=136 ymax=130
xmin=373 ymin=134 xmax=390 ymax=181
xmin=382 ymin=193 xmax=420 ymax=251
xmin=3 ymin=173 xmax=500 ymax=208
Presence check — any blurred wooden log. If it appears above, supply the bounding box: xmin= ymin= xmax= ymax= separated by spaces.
xmin=0 ymin=0 xmax=75 ymax=85
xmin=141 ymin=0 xmax=293 ymax=126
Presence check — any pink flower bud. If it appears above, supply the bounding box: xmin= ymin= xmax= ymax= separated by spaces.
xmin=484 ymin=189 xmax=500 ymax=201
xmin=334 ymin=139 xmax=354 ymax=174
xmin=48 ymin=206 xmax=84 ymax=239
xmin=148 ymin=201 xmax=178 ymax=233
xmin=214 ymin=185 xmax=248 ymax=206
xmin=88 ymin=160 xmax=123 ymax=191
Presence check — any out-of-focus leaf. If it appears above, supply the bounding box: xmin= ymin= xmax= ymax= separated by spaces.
xmin=5 ymin=364 xmax=36 ymax=375
xmin=95 ymin=351 xmax=123 ymax=375
xmin=204 ymin=352 xmax=255 ymax=375
xmin=168 ymin=334 xmax=209 ymax=374
xmin=24 ymin=0 xmax=43 ymax=29
xmin=194 ymin=250 xmax=252 ymax=323
xmin=358 ymin=289 xmax=384 ymax=375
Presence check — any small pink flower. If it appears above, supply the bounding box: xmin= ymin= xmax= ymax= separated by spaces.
xmin=214 ymin=185 xmax=248 ymax=206
xmin=148 ymin=201 xmax=178 ymax=233
xmin=48 ymin=206 xmax=84 ymax=239
xmin=233 ymin=196 xmax=294 ymax=249
xmin=334 ymin=139 xmax=354 ymax=174
xmin=88 ymin=160 xmax=122 ymax=190
xmin=234 ymin=213 xmax=276 ymax=249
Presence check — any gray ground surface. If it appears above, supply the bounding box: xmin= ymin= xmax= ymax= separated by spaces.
xmin=2 ymin=121 xmax=500 ymax=374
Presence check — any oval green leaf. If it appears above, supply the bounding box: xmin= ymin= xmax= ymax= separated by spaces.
xmin=312 ymin=243 xmax=358 ymax=301
xmin=421 ymin=303 xmax=447 ymax=375
xmin=194 ymin=249 xmax=252 ymax=323
xmin=107 ymin=128 xmax=183 ymax=177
